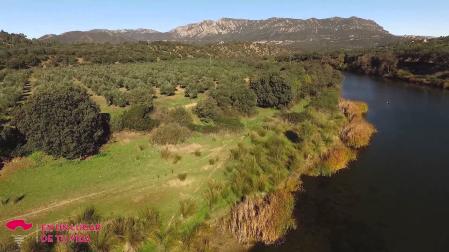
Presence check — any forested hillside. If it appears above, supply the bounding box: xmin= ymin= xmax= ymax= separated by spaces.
xmin=283 ymin=36 xmax=449 ymax=89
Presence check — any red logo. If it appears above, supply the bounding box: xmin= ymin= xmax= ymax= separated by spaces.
xmin=5 ymin=219 xmax=33 ymax=231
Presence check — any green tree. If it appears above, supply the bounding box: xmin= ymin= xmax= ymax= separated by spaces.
xmin=250 ymin=74 xmax=293 ymax=108
xmin=13 ymin=86 xmax=108 ymax=159
xmin=210 ymin=82 xmax=256 ymax=115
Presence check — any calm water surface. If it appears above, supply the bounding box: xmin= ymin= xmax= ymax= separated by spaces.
xmin=253 ymin=73 xmax=449 ymax=252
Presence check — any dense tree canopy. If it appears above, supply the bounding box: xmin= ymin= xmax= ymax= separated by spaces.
xmin=210 ymin=82 xmax=257 ymax=115
xmin=13 ymin=86 xmax=108 ymax=159
xmin=250 ymin=74 xmax=293 ymax=108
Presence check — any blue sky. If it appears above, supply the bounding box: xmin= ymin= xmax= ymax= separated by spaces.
xmin=1 ymin=0 xmax=448 ymax=38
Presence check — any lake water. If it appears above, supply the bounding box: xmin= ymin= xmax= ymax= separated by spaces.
xmin=252 ymin=73 xmax=449 ymax=252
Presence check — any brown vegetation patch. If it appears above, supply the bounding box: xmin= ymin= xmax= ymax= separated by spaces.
xmin=184 ymin=102 xmax=198 ymax=109
xmin=0 ymin=157 xmax=35 ymax=178
xmin=339 ymin=99 xmax=368 ymax=121
xmin=341 ymin=118 xmax=376 ymax=149
xmin=113 ymin=131 xmax=146 ymax=144
xmin=227 ymin=190 xmax=296 ymax=245
xmin=150 ymin=123 xmax=191 ymax=145
xmin=322 ymin=142 xmax=356 ymax=173
xmin=339 ymin=100 xmax=376 ymax=149
xmin=167 ymin=178 xmax=193 ymax=187
xmin=165 ymin=143 xmax=202 ymax=154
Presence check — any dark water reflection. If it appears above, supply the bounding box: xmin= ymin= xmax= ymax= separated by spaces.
xmin=252 ymin=73 xmax=449 ymax=252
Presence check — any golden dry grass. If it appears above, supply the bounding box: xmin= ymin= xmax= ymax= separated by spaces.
xmin=339 ymin=99 xmax=368 ymax=121
xmin=323 ymin=142 xmax=356 ymax=172
xmin=341 ymin=118 xmax=376 ymax=149
xmin=0 ymin=157 xmax=35 ymax=179
xmin=339 ymin=99 xmax=376 ymax=149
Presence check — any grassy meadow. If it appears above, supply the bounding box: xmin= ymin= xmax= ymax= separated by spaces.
xmin=0 ymin=58 xmax=365 ymax=251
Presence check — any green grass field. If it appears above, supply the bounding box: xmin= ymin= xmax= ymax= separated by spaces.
xmin=0 ymin=131 xmax=239 ymax=237
xmin=0 ymin=91 xmax=276 ymax=240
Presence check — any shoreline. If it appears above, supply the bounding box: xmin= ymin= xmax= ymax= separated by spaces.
xmin=211 ymin=98 xmax=376 ymax=251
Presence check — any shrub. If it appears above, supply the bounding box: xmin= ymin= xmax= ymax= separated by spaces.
xmin=193 ymin=150 xmax=201 ymax=157
xmin=185 ymin=84 xmax=199 ymax=98
xmin=121 ymin=104 xmax=158 ymax=131
xmin=250 ymin=74 xmax=293 ymax=108
xmin=105 ymin=90 xmax=128 ymax=107
xmin=178 ymin=173 xmax=187 ymax=181
xmin=173 ymin=154 xmax=182 ymax=164
xmin=127 ymin=87 xmax=154 ymax=106
xmin=150 ymin=123 xmax=191 ymax=145
xmin=167 ymin=107 xmax=193 ymax=127
xmin=341 ymin=119 xmax=376 ymax=148
xmin=13 ymin=86 xmax=108 ymax=159
xmin=160 ymin=83 xmax=176 ymax=96
xmin=210 ymin=82 xmax=256 ymax=115
xmin=194 ymin=98 xmax=221 ymax=122
xmin=322 ymin=143 xmax=356 ymax=175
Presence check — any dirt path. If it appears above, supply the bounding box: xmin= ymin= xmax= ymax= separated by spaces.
xmin=0 ymin=173 xmax=176 ymax=224
xmin=0 ymin=189 xmax=109 ymax=224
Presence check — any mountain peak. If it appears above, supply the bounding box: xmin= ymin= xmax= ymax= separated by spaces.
xmin=39 ymin=17 xmax=394 ymax=49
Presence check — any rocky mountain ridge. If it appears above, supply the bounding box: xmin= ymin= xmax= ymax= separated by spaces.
xmin=39 ymin=17 xmax=396 ymax=49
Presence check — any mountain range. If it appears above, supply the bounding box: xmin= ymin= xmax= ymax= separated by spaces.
xmin=39 ymin=17 xmax=397 ymax=49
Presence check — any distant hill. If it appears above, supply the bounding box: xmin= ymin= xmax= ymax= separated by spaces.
xmin=0 ymin=30 xmax=31 ymax=47
xmin=39 ymin=29 xmax=160 ymax=44
xmin=39 ymin=17 xmax=397 ymax=49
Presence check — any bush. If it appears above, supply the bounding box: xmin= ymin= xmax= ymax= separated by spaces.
xmin=210 ymin=82 xmax=256 ymax=115
xmin=127 ymin=87 xmax=154 ymax=106
xmin=321 ymin=143 xmax=356 ymax=175
xmin=150 ymin=123 xmax=191 ymax=145
xmin=178 ymin=173 xmax=188 ymax=181
xmin=194 ymin=98 xmax=221 ymax=122
xmin=185 ymin=84 xmax=199 ymax=98
xmin=340 ymin=119 xmax=376 ymax=148
xmin=160 ymin=83 xmax=176 ymax=96
xmin=250 ymin=74 xmax=293 ymax=108
xmin=167 ymin=107 xmax=193 ymax=127
xmin=121 ymin=104 xmax=158 ymax=131
xmin=105 ymin=90 xmax=128 ymax=107
xmin=13 ymin=86 xmax=108 ymax=159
